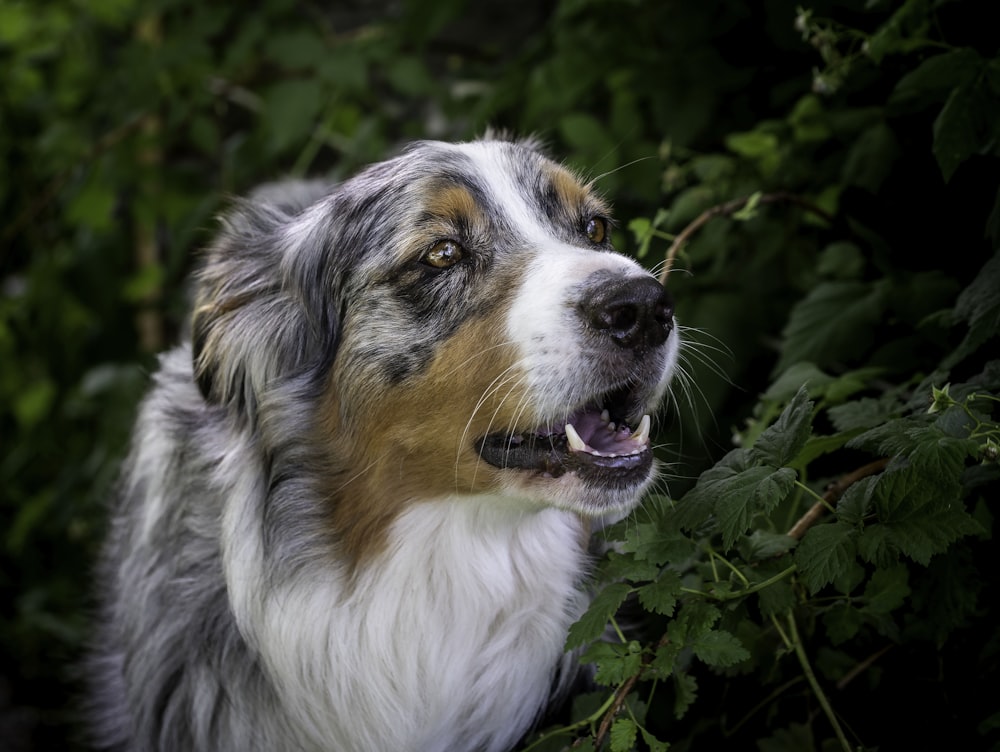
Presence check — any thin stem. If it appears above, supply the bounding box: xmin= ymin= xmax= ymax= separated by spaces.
xmin=786 ymin=611 xmax=853 ymax=752
xmin=787 ymin=458 xmax=889 ymax=540
xmin=659 ymin=191 xmax=834 ymax=283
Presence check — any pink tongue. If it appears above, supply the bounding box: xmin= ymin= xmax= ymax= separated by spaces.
xmin=572 ymin=411 xmax=633 ymax=452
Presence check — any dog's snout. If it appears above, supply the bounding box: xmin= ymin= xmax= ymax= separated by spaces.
xmin=583 ymin=276 xmax=674 ymax=350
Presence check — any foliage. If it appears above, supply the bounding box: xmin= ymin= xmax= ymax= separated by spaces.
xmin=1 ymin=0 xmax=997 ymax=750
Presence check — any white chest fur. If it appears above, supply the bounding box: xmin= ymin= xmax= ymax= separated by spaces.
xmin=225 ymin=495 xmax=590 ymax=752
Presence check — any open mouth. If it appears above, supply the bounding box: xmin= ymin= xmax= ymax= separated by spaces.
xmin=475 ymin=384 xmax=654 ymax=488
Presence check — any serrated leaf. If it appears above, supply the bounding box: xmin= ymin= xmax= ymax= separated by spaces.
xmin=757 ymin=578 xmax=796 ymax=619
xmin=933 ymin=81 xmax=1000 ymax=182
xmin=565 ymin=582 xmax=632 ymax=651
xmin=618 ymin=521 xmax=698 ymax=567
xmin=823 ymin=602 xmax=864 ymax=645
xmin=610 ymin=718 xmax=637 ymax=752
xmin=778 ymin=280 xmax=887 ymax=373
xmin=640 ymin=725 xmax=671 ymax=752
xmin=646 ymin=639 xmax=681 ymax=681
xmin=835 ymin=475 xmax=878 ymax=526
xmin=946 ymin=252 xmax=1000 ymax=367
xmin=889 ymin=48 xmax=981 ymax=112
xmin=672 ymin=448 xmax=752 ymax=532
xmin=828 ymin=396 xmax=900 ymax=432
xmin=637 ymin=570 xmax=682 ymax=617
xmin=750 ymin=386 xmax=814 ymax=467
xmin=582 ymin=640 xmax=644 ymax=686
xmin=691 ymin=629 xmax=750 ymax=668
xmin=764 ymin=362 xmax=834 ymax=402
xmin=795 ymin=521 xmax=857 ymax=594
xmin=672 ymin=672 xmax=698 ymax=720
xmin=739 ymin=529 xmax=797 ymax=561
xmin=715 ymin=466 xmax=796 ymax=549
xmin=599 ymin=551 xmax=660 ymax=583
xmin=857 ymin=524 xmax=896 ymax=568
xmin=862 ymin=564 xmax=910 ymax=615
xmin=878 ymin=505 xmax=983 ymax=566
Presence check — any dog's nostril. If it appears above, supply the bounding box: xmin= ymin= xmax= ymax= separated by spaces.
xmin=584 ymin=276 xmax=674 ymax=350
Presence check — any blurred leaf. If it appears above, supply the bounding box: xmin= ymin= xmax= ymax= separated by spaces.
xmin=933 ymin=82 xmax=1000 ymax=182
xmin=261 ymin=78 xmax=326 ymax=152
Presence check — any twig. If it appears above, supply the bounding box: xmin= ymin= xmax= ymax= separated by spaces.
xmin=592 ymin=633 xmax=669 ymax=749
xmin=787 ymin=458 xmax=889 ymax=540
xmin=836 ymin=644 xmax=893 ymax=691
xmin=659 ymin=191 xmax=835 ymax=285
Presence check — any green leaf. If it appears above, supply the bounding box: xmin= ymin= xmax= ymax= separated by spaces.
xmin=823 ymin=601 xmax=864 ymax=645
xmin=795 ymin=521 xmax=857 ymax=594
xmin=756 ymin=577 xmax=796 ymax=619
xmin=640 ymin=725 xmax=671 ymax=752
xmin=739 ymin=529 xmax=797 ymax=562
xmin=750 ymin=385 xmax=814 ymax=467
xmin=13 ymin=379 xmax=57 ymax=428
xmin=862 ymin=564 xmax=910 ymax=615
xmin=647 ymin=640 xmax=681 ymax=681
xmin=610 ymin=717 xmax=637 ymax=752
xmin=933 ymin=80 xmax=1000 ymax=182
xmin=672 ymin=672 xmax=698 ymax=720
xmin=828 ymin=395 xmax=900 ymax=432
xmin=583 ymin=640 xmax=644 ymax=686
xmin=565 ymin=582 xmax=632 ymax=651
xmin=261 ymin=78 xmax=325 ymax=151
xmin=878 ymin=504 xmax=983 ymax=566
xmin=672 ymin=448 xmax=752 ymax=532
xmin=618 ymin=520 xmax=698 ymax=567
xmin=637 ymin=570 xmax=682 ymax=617
xmin=889 ymin=48 xmax=982 ymax=112
xmin=835 ymin=475 xmax=877 ymax=526
xmin=691 ymin=629 xmax=750 ymax=668
xmin=778 ymin=280 xmax=887 ymax=373
xmin=764 ymin=362 xmax=834 ymax=402
xmin=264 ymin=30 xmax=328 ymax=70
xmin=716 ymin=466 xmax=796 ymax=549
xmin=947 ymin=252 xmax=1000 ymax=368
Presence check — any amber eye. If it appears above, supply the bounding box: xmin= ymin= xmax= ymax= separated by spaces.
xmin=422 ymin=239 xmax=465 ymax=269
xmin=585 ymin=217 xmax=608 ymax=244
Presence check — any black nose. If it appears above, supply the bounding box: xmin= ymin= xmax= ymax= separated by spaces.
xmin=582 ymin=276 xmax=674 ymax=350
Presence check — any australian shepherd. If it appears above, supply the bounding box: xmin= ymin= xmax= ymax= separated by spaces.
xmin=89 ymin=136 xmax=679 ymax=751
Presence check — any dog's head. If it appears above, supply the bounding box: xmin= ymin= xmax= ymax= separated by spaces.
xmin=192 ymin=137 xmax=679 ymax=559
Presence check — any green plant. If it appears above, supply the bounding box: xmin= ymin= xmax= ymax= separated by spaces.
xmin=518 ymin=3 xmax=1000 ymax=750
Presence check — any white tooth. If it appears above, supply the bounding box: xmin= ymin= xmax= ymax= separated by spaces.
xmin=565 ymin=423 xmax=587 ymax=452
xmin=607 ymin=421 xmax=616 ymax=432
xmin=631 ymin=415 xmax=651 ymax=445
xmin=600 ymin=409 xmax=610 ymax=423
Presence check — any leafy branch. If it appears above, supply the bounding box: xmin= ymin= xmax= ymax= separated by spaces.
xmin=657 ymin=191 xmax=835 ymax=283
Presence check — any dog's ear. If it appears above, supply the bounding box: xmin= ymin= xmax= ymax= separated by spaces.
xmin=191 ymin=189 xmax=337 ymax=418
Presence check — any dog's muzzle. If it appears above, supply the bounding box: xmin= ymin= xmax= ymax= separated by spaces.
xmin=477 ymin=274 xmax=675 ymax=490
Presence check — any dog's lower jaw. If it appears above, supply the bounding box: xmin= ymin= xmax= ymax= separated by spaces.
xmin=225 ymin=494 xmax=592 ymax=752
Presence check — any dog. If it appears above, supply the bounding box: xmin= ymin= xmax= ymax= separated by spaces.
xmin=88 ymin=136 xmax=679 ymax=752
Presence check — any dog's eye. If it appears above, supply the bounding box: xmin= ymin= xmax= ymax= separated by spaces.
xmin=585 ymin=217 xmax=608 ymax=244
xmin=422 ymin=239 xmax=465 ymax=269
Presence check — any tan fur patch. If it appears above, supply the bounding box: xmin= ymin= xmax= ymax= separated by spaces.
xmin=425 ymin=184 xmax=482 ymax=226
xmin=545 ymin=163 xmax=609 ymax=217
xmin=317 ymin=289 xmax=536 ymax=567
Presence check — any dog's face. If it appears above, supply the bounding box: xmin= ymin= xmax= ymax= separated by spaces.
xmin=193 ymin=138 xmax=678 ymax=561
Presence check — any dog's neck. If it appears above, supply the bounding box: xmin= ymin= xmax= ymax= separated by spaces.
xmin=224 ymin=493 xmax=593 ymax=752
